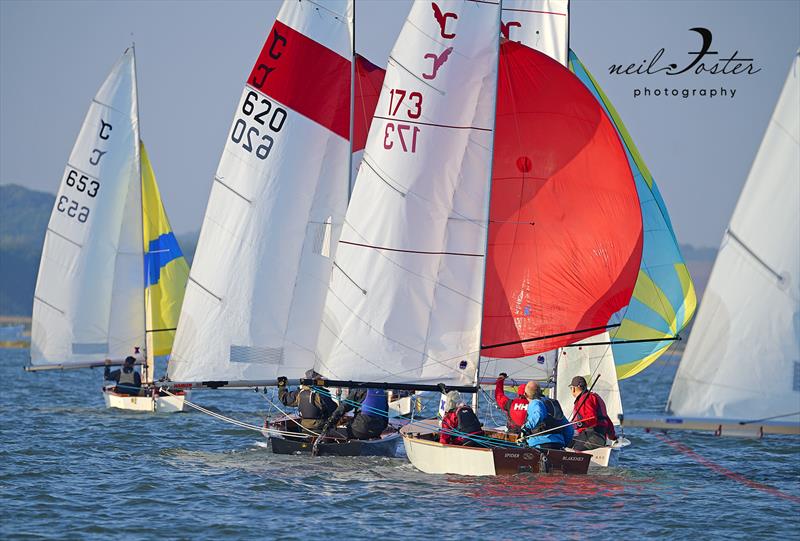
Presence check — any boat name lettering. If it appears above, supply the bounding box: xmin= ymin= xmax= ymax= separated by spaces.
xmin=561 ymin=456 xmax=586 ymax=461
xmin=503 ymin=453 xmax=520 ymax=459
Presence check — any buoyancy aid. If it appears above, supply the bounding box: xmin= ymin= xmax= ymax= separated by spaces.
xmin=456 ymin=405 xmax=482 ymax=435
xmin=531 ymin=397 xmax=567 ymax=434
xmin=118 ymin=368 xmax=137 ymax=386
xmin=507 ymin=397 xmax=529 ymax=428
xmin=298 ymin=389 xmax=324 ymax=420
xmin=359 ymin=388 xmax=388 ymax=418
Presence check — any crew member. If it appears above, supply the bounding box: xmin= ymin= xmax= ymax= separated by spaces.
xmin=104 ymin=356 xmax=142 ymax=395
xmin=494 ymin=372 xmax=530 ymax=432
xmin=439 ymin=390 xmax=484 ymax=446
xmin=569 ymin=376 xmax=617 ymax=451
xmin=324 ymin=387 xmax=389 ymax=440
xmin=277 ymin=370 xmax=338 ymax=431
xmin=520 ymin=381 xmax=573 ymax=449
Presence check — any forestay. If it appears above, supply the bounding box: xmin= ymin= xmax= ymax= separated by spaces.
xmin=169 ymin=0 xmax=354 ymax=382
xmin=31 ymin=49 xmax=144 ymax=367
xmin=667 ymin=53 xmax=800 ymax=425
xmin=315 ymin=0 xmax=502 ymax=386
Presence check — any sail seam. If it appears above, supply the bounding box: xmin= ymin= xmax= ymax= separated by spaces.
xmin=339 ymin=239 xmax=483 ymax=257
xmin=361 ymin=157 xmax=407 ymax=197
xmin=387 ymin=56 xmax=444 ymax=94
xmin=373 ymin=115 xmax=492 ymax=132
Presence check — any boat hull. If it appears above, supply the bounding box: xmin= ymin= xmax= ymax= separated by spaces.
xmin=400 ymin=420 xmax=591 ymax=476
xmin=622 ymin=413 xmax=800 ymax=437
xmin=265 ymin=417 xmax=402 ymax=457
xmin=102 ymin=386 xmax=188 ymax=413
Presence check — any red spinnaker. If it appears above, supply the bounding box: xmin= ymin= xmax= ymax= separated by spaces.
xmin=482 ymin=42 xmax=642 ymax=357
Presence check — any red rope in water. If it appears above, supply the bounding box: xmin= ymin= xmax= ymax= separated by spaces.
xmin=654 ymin=432 xmax=800 ymax=504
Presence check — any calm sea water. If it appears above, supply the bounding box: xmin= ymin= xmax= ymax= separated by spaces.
xmin=1 ymin=348 xmax=798 ymax=540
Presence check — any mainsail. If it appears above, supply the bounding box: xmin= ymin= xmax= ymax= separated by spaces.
xmin=568 ymin=52 xmax=697 ymax=379
xmin=315 ymin=0 xmax=502 ymax=386
xmin=169 ymin=0 xmax=354 ymax=382
xmin=30 ymin=49 xmax=145 ymax=367
xmin=666 ymin=53 xmax=799 ymax=426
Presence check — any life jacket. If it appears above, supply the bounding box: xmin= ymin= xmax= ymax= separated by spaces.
xmin=359 ymin=388 xmax=388 ymax=418
xmin=297 ymin=389 xmax=325 ymax=420
xmin=507 ymin=397 xmax=529 ymax=428
xmin=531 ymin=397 xmax=567 ymax=434
xmin=456 ymin=405 xmax=482 ymax=435
xmin=118 ymin=368 xmax=137 ymax=386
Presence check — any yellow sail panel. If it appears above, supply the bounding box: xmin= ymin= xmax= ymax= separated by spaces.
xmin=140 ymin=142 xmax=189 ymax=357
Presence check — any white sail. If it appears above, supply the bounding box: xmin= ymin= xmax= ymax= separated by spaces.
xmin=169 ymin=0 xmax=353 ymax=382
xmin=30 ymin=49 xmax=144 ymax=367
xmin=500 ymin=0 xmax=568 ymax=65
xmin=667 ymin=53 xmax=800 ymax=425
xmin=555 ymin=333 xmax=623 ymax=424
xmin=315 ymin=0 xmax=501 ymax=386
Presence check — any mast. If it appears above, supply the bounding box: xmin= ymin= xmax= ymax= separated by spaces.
xmin=131 ymin=43 xmax=151 ymax=385
xmin=473 ymin=0 xmax=505 ymax=413
xmin=348 ymin=0 xmax=355 ymax=200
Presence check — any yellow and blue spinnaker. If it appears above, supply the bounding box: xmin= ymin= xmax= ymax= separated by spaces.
xmin=140 ymin=142 xmax=190 ymax=357
xmin=569 ymin=51 xmax=697 ymax=379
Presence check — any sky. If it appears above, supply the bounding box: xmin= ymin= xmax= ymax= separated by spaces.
xmin=1 ymin=0 xmax=798 ymax=248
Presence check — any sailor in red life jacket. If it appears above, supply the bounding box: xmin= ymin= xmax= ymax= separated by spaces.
xmin=494 ymin=373 xmax=530 ymax=432
xmin=569 ymin=376 xmax=617 ymax=451
xmin=439 ymin=390 xmax=484 ymax=446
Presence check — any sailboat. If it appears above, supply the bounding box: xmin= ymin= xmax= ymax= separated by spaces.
xmin=624 ymin=52 xmax=800 ymax=437
xmin=307 ymin=0 xmax=650 ymax=475
xmin=25 ymin=48 xmax=191 ymax=413
xmin=480 ymin=1 xmax=696 ymax=468
xmin=164 ymin=0 xmax=405 ymax=451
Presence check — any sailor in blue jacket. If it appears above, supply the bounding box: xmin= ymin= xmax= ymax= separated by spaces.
xmin=520 ymin=381 xmax=574 ymax=449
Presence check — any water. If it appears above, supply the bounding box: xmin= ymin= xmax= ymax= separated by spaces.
xmin=1 ymin=348 xmax=798 ymax=540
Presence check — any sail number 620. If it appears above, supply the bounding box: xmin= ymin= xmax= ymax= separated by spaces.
xmin=231 ymin=90 xmax=288 ymax=160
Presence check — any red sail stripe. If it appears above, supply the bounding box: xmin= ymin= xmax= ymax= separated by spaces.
xmin=248 ymin=20 xmax=350 ymax=140
xmin=482 ymin=41 xmax=642 ymax=357
xmin=354 ymin=54 xmax=384 ymax=152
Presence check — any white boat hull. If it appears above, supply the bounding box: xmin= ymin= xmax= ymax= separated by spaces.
xmin=401 ymin=420 xmax=591 ymax=476
xmin=102 ymin=387 xmax=188 ymax=413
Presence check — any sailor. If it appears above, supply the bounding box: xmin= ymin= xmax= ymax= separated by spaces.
xmin=277 ymin=370 xmax=338 ymax=431
xmin=323 ymin=387 xmax=389 ymax=440
xmin=494 ymin=372 xmax=530 ymax=432
xmin=520 ymin=381 xmax=574 ymax=450
xmin=439 ymin=390 xmax=485 ymax=446
xmin=568 ymin=376 xmax=617 ymax=451
xmin=104 ymin=356 xmax=142 ymax=396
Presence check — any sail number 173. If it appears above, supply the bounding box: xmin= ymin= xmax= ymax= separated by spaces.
xmin=383 ymin=123 xmax=420 ymax=153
